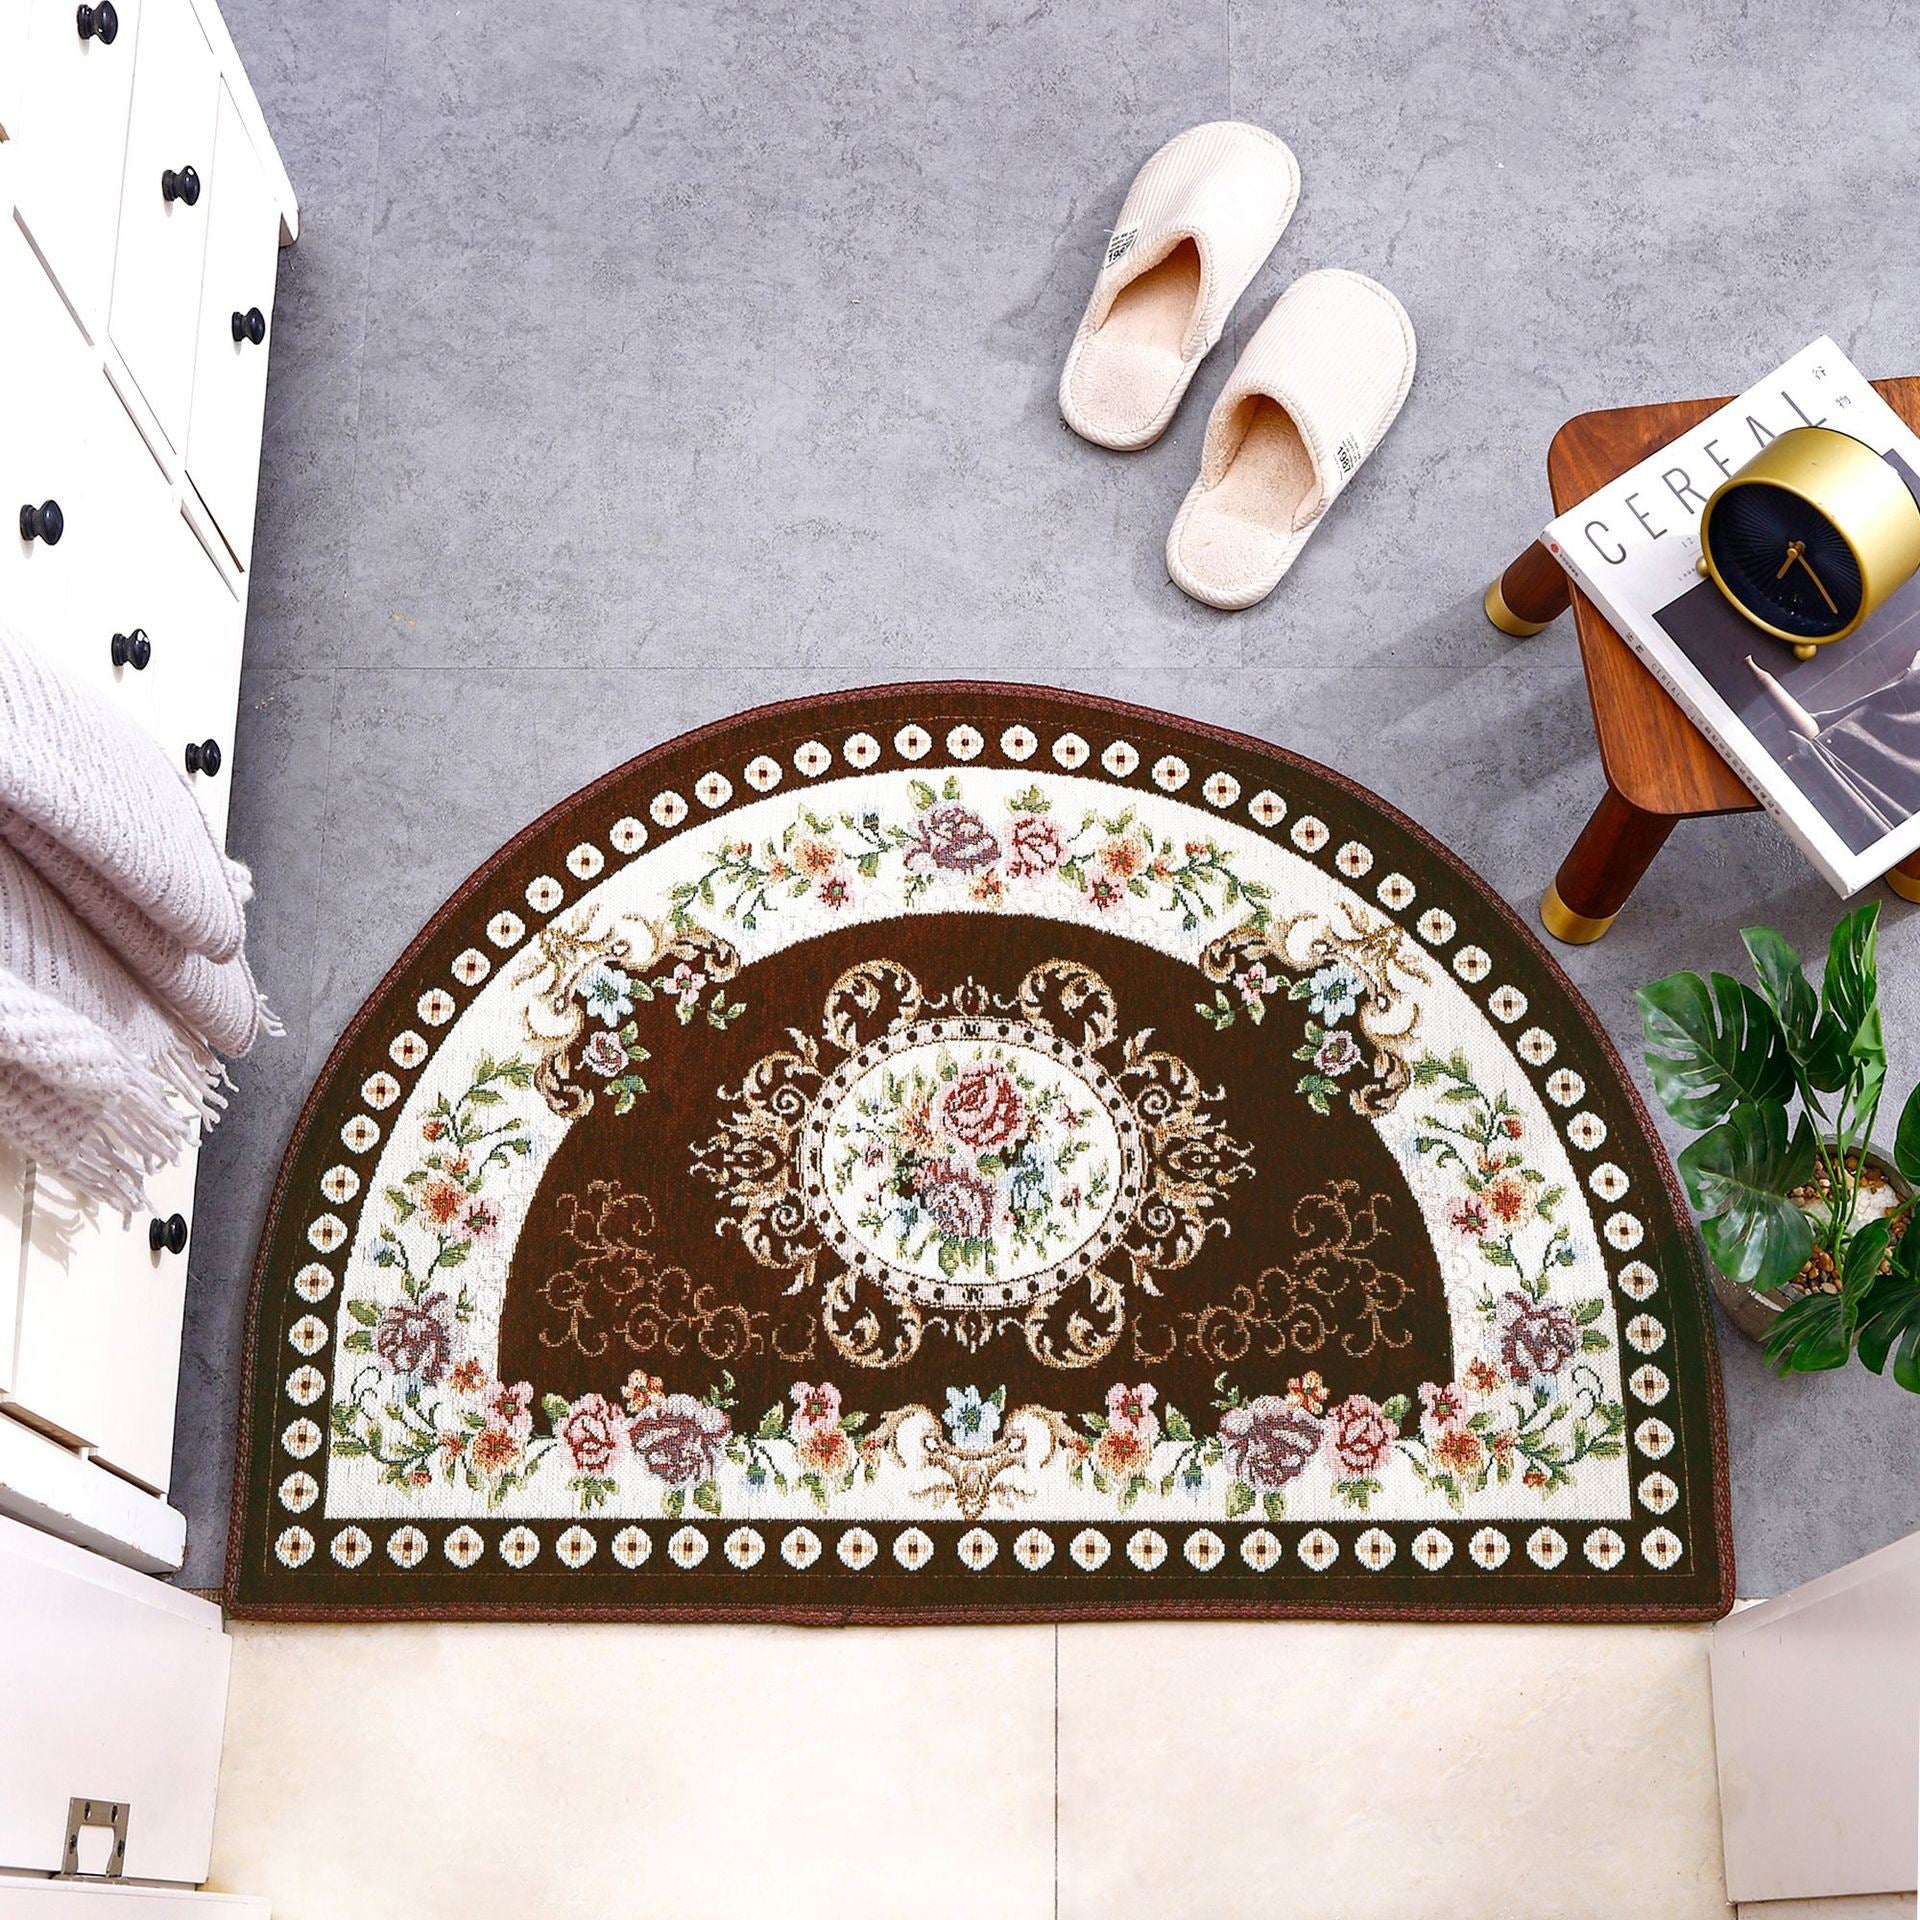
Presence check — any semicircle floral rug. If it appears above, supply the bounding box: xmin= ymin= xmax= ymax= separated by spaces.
xmin=228 ymin=685 xmax=1733 ymax=1622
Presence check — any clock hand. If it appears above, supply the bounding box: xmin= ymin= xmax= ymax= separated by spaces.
xmin=1789 ymin=545 xmax=1840 ymax=616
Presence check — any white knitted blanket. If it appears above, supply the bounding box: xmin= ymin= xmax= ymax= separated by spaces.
xmin=0 ymin=632 xmax=276 ymax=1213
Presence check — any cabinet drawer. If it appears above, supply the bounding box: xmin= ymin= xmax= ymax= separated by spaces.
xmin=95 ymin=1144 xmax=197 ymax=1491
xmin=157 ymin=510 xmax=245 ymax=845
xmin=11 ymin=1137 xmax=200 ymax=1493
xmin=88 ymin=516 xmax=244 ymax=851
xmin=0 ymin=221 xmax=94 ymax=653
xmin=6 ymin=329 xmax=244 ymax=847
xmin=186 ymin=81 xmax=278 ymax=567
xmin=9 ymin=0 xmax=143 ymax=336
xmin=51 ymin=352 xmax=177 ymax=700
xmin=107 ymin=0 xmax=218 ymax=453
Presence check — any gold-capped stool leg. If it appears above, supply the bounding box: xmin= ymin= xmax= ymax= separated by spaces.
xmin=1887 ymin=859 xmax=1920 ymax=903
xmin=1485 ymin=577 xmax=1552 ymax=637
xmin=1484 ymin=541 xmax=1571 ymax=637
xmin=1539 ymin=882 xmax=1616 ymax=944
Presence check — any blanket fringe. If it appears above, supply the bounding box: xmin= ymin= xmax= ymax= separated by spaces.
xmin=36 ymin=1063 xmax=199 ymax=1219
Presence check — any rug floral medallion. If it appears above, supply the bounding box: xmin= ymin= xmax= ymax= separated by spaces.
xmin=228 ymin=687 xmax=1733 ymax=1621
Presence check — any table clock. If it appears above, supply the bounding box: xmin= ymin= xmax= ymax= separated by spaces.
xmin=1695 ymin=425 xmax=1920 ymax=659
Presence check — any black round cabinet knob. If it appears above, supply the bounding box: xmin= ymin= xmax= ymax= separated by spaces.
xmin=184 ymin=738 xmax=222 ymax=776
xmin=160 ymin=165 xmax=201 ymax=206
xmin=110 ymin=629 xmax=151 ymax=670
xmin=18 ymin=500 xmax=64 ymax=545
xmin=231 ymin=306 xmax=266 ymax=346
xmin=75 ymin=2 xmax=119 ymax=42
xmin=148 ymin=1213 xmax=189 ymax=1255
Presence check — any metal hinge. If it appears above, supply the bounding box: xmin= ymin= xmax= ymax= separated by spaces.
xmin=59 ymin=1797 xmax=129 ymax=1879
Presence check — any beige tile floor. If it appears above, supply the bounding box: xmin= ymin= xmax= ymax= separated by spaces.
xmin=211 ymin=1619 xmax=1731 ymax=1918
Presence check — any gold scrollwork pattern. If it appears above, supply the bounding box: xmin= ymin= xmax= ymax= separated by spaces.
xmin=517 ymin=908 xmax=739 ymax=1119
xmin=863 ymin=1402 xmax=1086 ymax=1521
xmin=690 ymin=958 xmax=1252 ymax=1370
xmin=1173 ymin=1178 xmax=1414 ymax=1366
xmin=1201 ymin=904 xmax=1428 ymax=1116
xmin=538 ymin=1180 xmax=776 ymax=1364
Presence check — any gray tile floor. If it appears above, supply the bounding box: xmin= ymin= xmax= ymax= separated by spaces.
xmin=176 ymin=0 xmax=1920 ymax=1592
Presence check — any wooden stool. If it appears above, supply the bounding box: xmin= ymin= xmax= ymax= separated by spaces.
xmin=1487 ymin=377 xmax=1920 ymax=942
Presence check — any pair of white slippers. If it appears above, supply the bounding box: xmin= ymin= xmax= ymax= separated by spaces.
xmin=1059 ymin=121 xmax=1416 ymax=610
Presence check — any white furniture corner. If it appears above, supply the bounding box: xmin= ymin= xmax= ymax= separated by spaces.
xmin=0 ymin=0 xmax=296 ymax=1576
xmin=0 ymin=1513 xmax=250 ymax=1904
xmin=1713 ymin=1528 xmax=1920 ymax=1909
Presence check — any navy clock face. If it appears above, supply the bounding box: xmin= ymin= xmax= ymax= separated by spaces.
xmin=1705 ymin=481 xmax=1865 ymax=639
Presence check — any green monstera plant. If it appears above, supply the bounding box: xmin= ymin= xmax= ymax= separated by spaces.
xmin=1638 ymin=901 xmax=1920 ymax=1390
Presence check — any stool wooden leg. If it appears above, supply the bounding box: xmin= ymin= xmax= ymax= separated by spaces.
xmin=1485 ymin=540 xmax=1571 ymax=637
xmin=1541 ymin=787 xmax=1677 ymax=944
xmin=1888 ymin=850 xmax=1920 ymax=903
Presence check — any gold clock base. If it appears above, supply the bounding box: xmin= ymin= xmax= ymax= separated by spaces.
xmin=1483 ymin=578 xmax=1552 ymax=637
xmin=1887 ymin=865 xmax=1920 ymax=903
xmin=1539 ymin=882 xmax=1616 ymax=944
xmin=1793 ymin=643 xmax=1819 ymax=660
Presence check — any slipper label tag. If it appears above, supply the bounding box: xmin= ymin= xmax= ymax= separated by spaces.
xmin=1334 ymin=433 xmax=1364 ymax=477
xmin=1104 ymin=225 xmax=1139 ymax=270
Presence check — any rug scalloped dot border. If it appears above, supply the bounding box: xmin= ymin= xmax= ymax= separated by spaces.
xmin=230 ymin=685 xmax=1732 ymax=1622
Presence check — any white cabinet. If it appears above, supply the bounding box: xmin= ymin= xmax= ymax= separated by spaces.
xmin=158 ymin=510 xmax=246 ymax=844
xmin=0 ymin=0 xmax=296 ymax=1568
xmin=53 ymin=333 xmax=176 ymax=698
xmin=1713 ymin=1528 xmax=1920 ymax=1905
xmin=12 ymin=1155 xmax=197 ymax=1494
xmin=12 ymin=1136 xmax=200 ymax=1493
xmin=107 ymin=0 xmax=219 ymax=453
xmin=0 ymin=221 xmax=95 ymax=651
xmin=186 ymin=84 xmax=277 ymax=566
xmin=9 ymin=0 xmax=143 ymax=336
xmin=0 ymin=1514 xmax=233 ymax=1883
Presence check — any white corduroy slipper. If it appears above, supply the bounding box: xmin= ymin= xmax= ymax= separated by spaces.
xmin=1166 ymin=269 xmax=1415 ymax=609
xmin=1059 ymin=121 xmax=1300 ymax=451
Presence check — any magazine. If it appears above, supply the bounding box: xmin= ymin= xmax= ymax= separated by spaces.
xmin=1543 ymin=339 xmax=1920 ymax=895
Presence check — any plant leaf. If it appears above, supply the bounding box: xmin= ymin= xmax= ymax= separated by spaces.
xmin=1819 ymin=901 xmax=1885 ymax=1125
xmin=1762 ymin=1288 xmax=1854 ymax=1374
xmin=1741 ymin=924 xmax=1835 ymax=1088
xmin=1677 ymin=1104 xmax=1815 ymax=1292
xmin=1856 ymin=1255 xmax=1920 ymax=1392
xmin=1637 ymin=971 xmax=1791 ymax=1128
xmin=1895 ymin=1081 xmax=1920 ymax=1187
xmin=1841 ymin=1218 xmax=1892 ymax=1301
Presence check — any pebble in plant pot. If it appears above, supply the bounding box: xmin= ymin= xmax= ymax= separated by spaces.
xmin=1639 ymin=902 xmax=1920 ymax=1389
